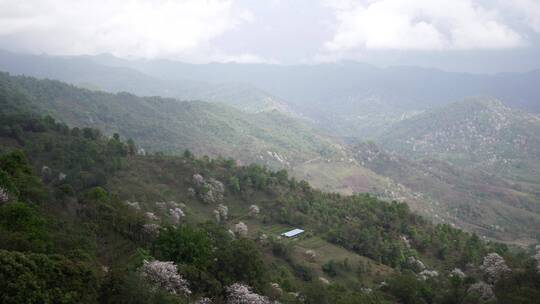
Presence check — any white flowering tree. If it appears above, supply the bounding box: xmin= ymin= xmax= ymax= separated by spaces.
xmin=234 ymin=222 xmax=248 ymax=237
xmin=534 ymin=246 xmax=540 ymax=273
xmin=406 ymin=256 xmax=426 ymax=272
xmin=193 ymin=174 xmax=225 ymax=204
xmin=0 ymin=187 xmax=9 ymax=204
xmin=304 ymin=250 xmax=317 ymax=262
xmin=194 ymin=297 xmax=213 ymax=304
xmin=58 ymin=172 xmax=67 ymax=181
xmin=155 ymin=202 xmax=168 ymax=211
xmin=226 ymin=283 xmax=271 ymax=304
xmin=41 ymin=166 xmax=52 ymax=179
xmin=145 ymin=212 xmax=159 ymax=221
xmin=418 ymin=270 xmax=439 ymax=281
xmin=534 ymin=252 xmax=540 ymax=273
xmin=248 ymin=205 xmax=260 ymax=217
xmin=480 ymin=253 xmax=511 ymax=284
xmin=209 ymin=178 xmax=224 ymax=193
xmin=125 ymin=201 xmax=141 ymax=211
xmin=467 ymin=282 xmax=495 ymax=302
xmin=143 ymin=223 xmax=161 ymax=238
xmin=450 ymin=268 xmax=466 ymax=279
xmin=140 ymin=260 xmax=191 ymax=296
xmin=170 ymin=207 xmax=185 ymax=225
xmin=214 ymin=204 xmax=228 ymax=222
xmin=193 ymin=174 xmax=205 ymax=186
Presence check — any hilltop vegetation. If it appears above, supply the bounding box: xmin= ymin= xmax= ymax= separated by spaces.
xmin=377 ymin=99 xmax=540 ymax=171
xmin=0 ymin=50 xmax=295 ymax=115
xmin=359 ymin=98 xmax=540 ymax=244
xmin=3 ymin=71 xmax=540 ymax=246
xmin=3 ymin=51 xmax=540 ymax=138
xmin=351 ymin=141 xmax=540 ymax=244
xmin=0 ymin=72 xmax=340 ymax=168
xmin=375 ymin=99 xmax=540 ymax=215
xmin=2 ymin=80 xmax=540 ymax=303
xmin=87 ymin=55 xmax=540 ymax=136
xmin=0 ymin=71 xmax=427 ymax=207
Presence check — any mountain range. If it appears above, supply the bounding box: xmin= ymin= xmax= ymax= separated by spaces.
xmin=1 ymin=50 xmax=539 ymax=303
xmin=1 ymin=50 xmax=539 ymax=246
xmin=3 ymin=99 xmax=536 ymax=303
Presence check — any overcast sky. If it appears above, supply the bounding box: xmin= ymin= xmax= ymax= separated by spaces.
xmin=1 ymin=0 xmax=539 ymax=73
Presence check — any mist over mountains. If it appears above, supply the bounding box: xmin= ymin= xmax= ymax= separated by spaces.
xmin=3 ymin=0 xmax=540 ymax=301
xmin=1 ymin=48 xmax=540 ymax=303
xmin=3 ymin=49 xmax=540 ymax=139
xmin=1 ymin=50 xmax=540 ymax=246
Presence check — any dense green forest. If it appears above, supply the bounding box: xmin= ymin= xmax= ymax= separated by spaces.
xmin=0 ymin=72 xmax=340 ymax=167
xmin=1 ymin=72 xmax=539 ymax=303
xmin=4 ymin=71 xmax=540 ymax=245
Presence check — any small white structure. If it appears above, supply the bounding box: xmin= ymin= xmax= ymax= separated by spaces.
xmin=281 ymin=228 xmax=304 ymax=238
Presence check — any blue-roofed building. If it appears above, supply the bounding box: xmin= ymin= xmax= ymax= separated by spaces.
xmin=281 ymin=228 xmax=304 ymax=238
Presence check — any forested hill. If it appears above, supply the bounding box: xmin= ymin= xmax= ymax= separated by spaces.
xmin=4 ymin=51 xmax=540 ymax=140
xmin=0 ymin=50 xmax=296 ymax=115
xmin=1 ymin=75 xmax=539 ymax=303
xmin=351 ymin=141 xmax=540 ymax=245
xmin=376 ymin=98 xmax=540 ymax=192
xmin=0 ymin=72 xmax=342 ymax=168
xmin=377 ymin=98 xmax=540 ymax=166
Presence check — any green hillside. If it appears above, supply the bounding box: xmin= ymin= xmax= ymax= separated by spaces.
xmin=1 ymin=84 xmax=539 ymax=303
xmin=0 ymin=71 xmax=429 ymax=213
xmin=377 ymin=98 xmax=540 ymax=178
xmin=0 ymin=50 xmax=297 ymax=115
xmin=351 ymin=141 xmax=540 ymax=245
xmin=4 ymin=71 xmax=540 ymax=247
xmin=367 ymin=99 xmax=540 ymax=245
xmin=0 ymin=72 xmax=341 ymax=168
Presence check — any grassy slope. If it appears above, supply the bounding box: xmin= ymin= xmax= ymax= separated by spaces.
xmin=0 ymin=126 xmax=396 ymax=297
xmin=372 ymin=99 xmax=540 ymax=243
xmin=0 ymin=50 xmax=297 ymax=115
xmin=0 ymin=72 xmax=342 ymax=167
xmin=351 ymin=142 xmax=540 ymax=245
xmin=105 ymin=154 xmax=394 ymax=282
xmin=377 ymin=98 xmax=540 ymax=176
xmin=4 ymin=71 xmax=539 ymax=246
xmin=3 ymin=82 xmax=538 ymax=303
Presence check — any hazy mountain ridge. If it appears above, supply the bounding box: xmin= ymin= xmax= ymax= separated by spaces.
xmin=86 ymin=54 xmax=540 ymax=138
xmin=351 ymin=141 xmax=540 ymax=244
xmin=0 ymin=70 xmax=449 ymax=230
xmin=0 ymin=72 xmax=338 ymax=170
xmin=2 ymin=52 xmax=540 ymax=245
xmin=376 ymin=98 xmax=540 ymax=180
xmin=3 ymin=70 xmax=539 ymax=244
xmin=0 ymin=70 xmax=428 ymax=199
xmin=0 ymin=50 xmax=298 ymax=116
xmin=3 ymin=103 xmax=535 ymax=303
xmin=4 ymin=51 xmax=540 ymax=139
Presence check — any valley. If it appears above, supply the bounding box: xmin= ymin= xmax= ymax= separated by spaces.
xmin=2 ymin=2 xmax=540 ymax=303
xmin=0 ymin=53 xmax=539 ymax=303
xmin=1 ymin=57 xmax=539 ymax=246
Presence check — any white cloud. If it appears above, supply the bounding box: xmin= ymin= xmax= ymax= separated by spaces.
xmin=0 ymin=0 xmax=253 ymax=58
xmin=208 ymin=52 xmax=279 ymax=64
xmin=506 ymin=0 xmax=540 ymax=32
xmin=322 ymin=0 xmax=526 ymax=52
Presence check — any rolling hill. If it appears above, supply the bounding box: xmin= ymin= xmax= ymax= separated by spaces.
xmin=91 ymin=56 xmax=540 ymax=138
xmin=4 ymin=51 xmax=540 ymax=140
xmin=0 ymin=50 xmax=296 ymax=115
xmin=3 ymin=71 xmax=539 ymax=245
xmin=351 ymin=141 xmax=540 ymax=245
xmin=0 ymin=72 xmax=339 ymax=168
xmin=376 ymin=98 xmax=540 ymax=184
xmin=1 ymin=95 xmax=537 ymax=303
xmin=0 ymin=71 xmax=434 ymax=212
